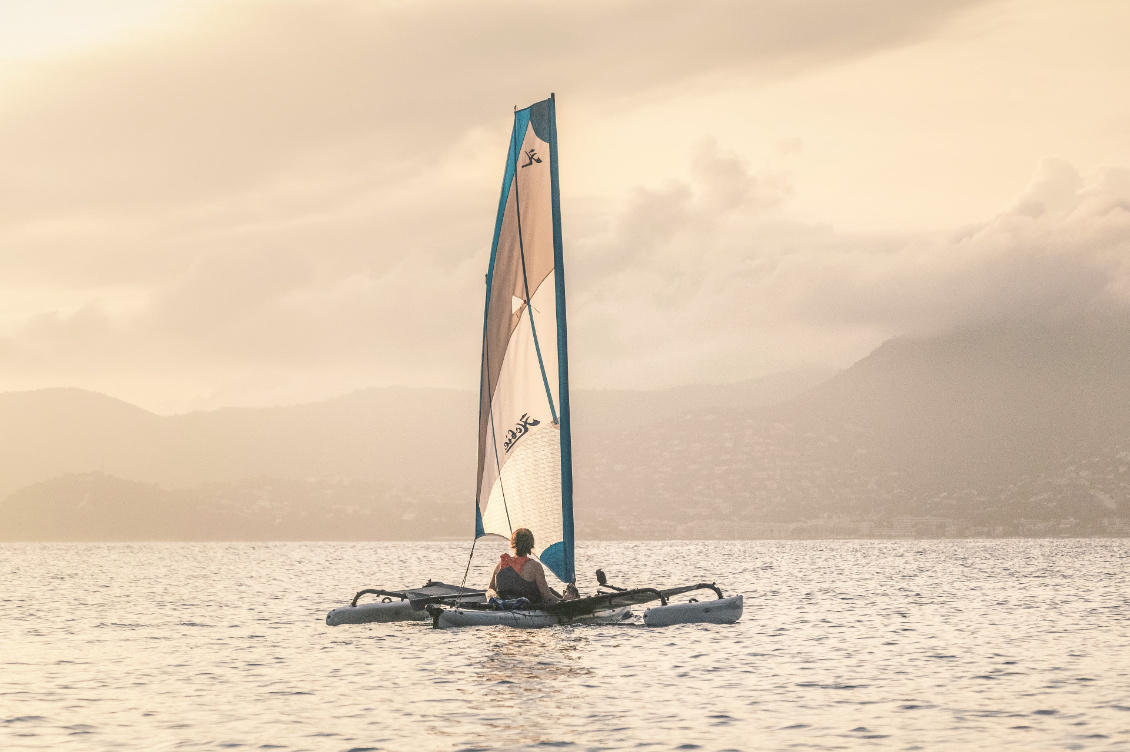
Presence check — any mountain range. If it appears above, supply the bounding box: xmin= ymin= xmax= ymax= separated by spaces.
xmin=579 ymin=316 xmax=1130 ymax=538
xmin=3 ymin=314 xmax=1129 ymax=541
xmin=0 ymin=367 xmax=832 ymax=540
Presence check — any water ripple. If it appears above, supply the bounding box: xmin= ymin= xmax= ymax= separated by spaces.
xmin=1 ymin=539 xmax=1129 ymax=750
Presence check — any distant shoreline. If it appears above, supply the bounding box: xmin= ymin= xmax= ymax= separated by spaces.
xmin=3 ymin=534 xmax=1128 ymax=543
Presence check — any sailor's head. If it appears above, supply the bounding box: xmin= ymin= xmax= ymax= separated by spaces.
xmin=510 ymin=528 xmax=534 ymax=557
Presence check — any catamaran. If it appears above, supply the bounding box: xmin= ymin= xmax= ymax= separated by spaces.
xmin=326 ymin=95 xmax=742 ymax=629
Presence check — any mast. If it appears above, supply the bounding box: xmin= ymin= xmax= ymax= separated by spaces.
xmin=548 ymin=93 xmax=575 ymax=584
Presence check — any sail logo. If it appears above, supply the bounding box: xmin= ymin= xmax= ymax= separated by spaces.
xmin=503 ymin=413 xmax=540 ymax=452
xmin=521 ymin=148 xmax=542 ymax=168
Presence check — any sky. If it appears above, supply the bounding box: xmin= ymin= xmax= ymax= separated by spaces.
xmin=1 ymin=0 xmax=1128 ymax=413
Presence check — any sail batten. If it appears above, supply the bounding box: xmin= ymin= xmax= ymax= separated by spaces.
xmin=475 ymin=96 xmax=574 ymax=583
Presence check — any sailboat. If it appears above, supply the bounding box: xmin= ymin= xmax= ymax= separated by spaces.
xmin=326 ymin=96 xmax=742 ymax=629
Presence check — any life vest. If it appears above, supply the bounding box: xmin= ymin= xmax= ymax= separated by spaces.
xmin=495 ymin=553 xmax=542 ymax=603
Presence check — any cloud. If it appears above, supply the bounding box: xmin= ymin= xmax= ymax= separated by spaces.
xmin=0 ymin=0 xmax=993 ymax=241
xmin=564 ymin=156 xmax=1130 ymax=387
xmin=0 ymin=257 xmax=486 ymax=411
xmin=2 ymin=140 xmax=1128 ymax=408
xmin=143 ymin=246 xmax=314 ymax=341
xmin=10 ymin=0 xmax=1127 ymax=409
xmin=1012 ymin=158 xmax=1086 ymax=217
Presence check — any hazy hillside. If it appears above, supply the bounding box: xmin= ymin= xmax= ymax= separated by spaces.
xmin=571 ymin=368 xmax=835 ymax=429
xmin=0 ymin=473 xmax=465 ymax=541
xmin=575 ymin=316 xmax=1130 ymax=538
xmin=0 ymin=368 xmax=831 ymax=540
xmin=0 ymin=387 xmax=478 ymax=500
xmin=779 ymin=317 xmax=1130 ymax=488
xmin=0 ymin=389 xmax=168 ymax=502
xmin=5 ymin=315 xmax=1130 ymax=542
xmin=163 ymin=388 xmax=478 ymax=494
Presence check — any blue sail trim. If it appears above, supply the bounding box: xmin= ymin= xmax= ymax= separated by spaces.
xmin=547 ymin=94 xmax=575 ymax=584
xmin=539 ymin=541 xmax=566 ymax=582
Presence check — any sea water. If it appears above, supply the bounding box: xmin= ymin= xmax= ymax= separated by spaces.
xmin=1 ymin=539 xmax=1128 ymax=751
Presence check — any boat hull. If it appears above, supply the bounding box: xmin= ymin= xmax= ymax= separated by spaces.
xmin=326 ymin=600 xmax=427 ymax=626
xmin=642 ymin=595 xmax=743 ymax=627
xmin=434 ymin=605 xmax=632 ymax=629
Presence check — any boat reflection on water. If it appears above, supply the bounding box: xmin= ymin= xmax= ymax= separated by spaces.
xmin=454 ymin=629 xmax=596 ymax=746
xmin=474 ymin=628 xmax=591 ymax=684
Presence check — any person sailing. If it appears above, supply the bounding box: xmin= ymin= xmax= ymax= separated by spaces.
xmin=487 ymin=528 xmax=578 ymax=605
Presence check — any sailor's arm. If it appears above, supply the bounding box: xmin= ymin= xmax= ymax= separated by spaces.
xmin=486 ymin=563 xmax=501 ymax=598
xmin=530 ymin=562 xmax=560 ymax=603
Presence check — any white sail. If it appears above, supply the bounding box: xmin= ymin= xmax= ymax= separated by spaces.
xmin=475 ymin=96 xmax=575 ymax=583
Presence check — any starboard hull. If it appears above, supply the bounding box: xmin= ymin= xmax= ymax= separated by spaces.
xmin=642 ymin=594 xmax=743 ymax=627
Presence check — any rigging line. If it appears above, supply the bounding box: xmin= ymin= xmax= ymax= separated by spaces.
xmin=511 ymin=123 xmax=559 ymax=425
xmin=459 ymin=536 xmax=478 ymax=590
xmin=482 ymin=308 xmax=513 ymax=534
